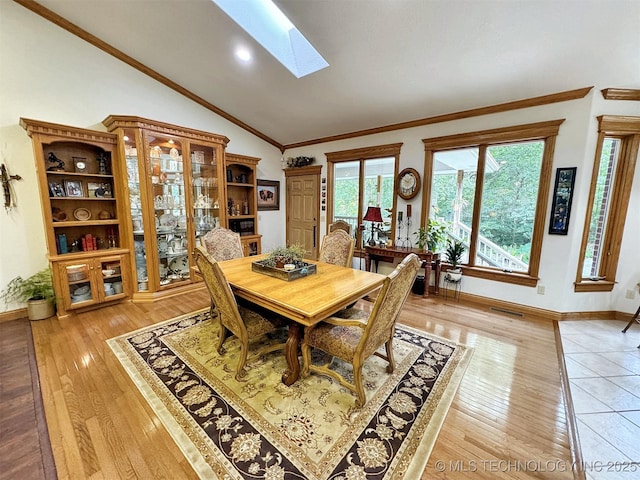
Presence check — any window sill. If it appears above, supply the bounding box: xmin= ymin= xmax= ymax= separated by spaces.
xmin=574 ymin=280 xmax=615 ymax=292
xmin=462 ymin=266 xmax=538 ymax=287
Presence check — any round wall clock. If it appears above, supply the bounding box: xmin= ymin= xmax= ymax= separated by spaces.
xmin=397 ymin=168 xmax=421 ymax=200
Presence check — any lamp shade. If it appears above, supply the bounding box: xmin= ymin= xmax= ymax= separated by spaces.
xmin=363 ymin=206 xmax=383 ymax=223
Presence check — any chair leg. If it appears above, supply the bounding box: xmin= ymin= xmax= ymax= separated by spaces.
xmin=216 ymin=325 xmax=228 ymax=354
xmin=385 ymin=338 xmax=395 ymax=374
xmin=235 ymin=344 xmax=249 ymax=381
xmin=353 ymin=366 xmax=366 ymax=408
xmin=622 ymin=305 xmax=640 ymax=333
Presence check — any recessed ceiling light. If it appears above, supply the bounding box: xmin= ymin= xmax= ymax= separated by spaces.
xmin=235 ymin=47 xmax=252 ymax=62
xmin=211 ymin=0 xmax=329 ymax=78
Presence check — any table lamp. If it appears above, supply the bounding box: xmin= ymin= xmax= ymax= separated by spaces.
xmin=363 ymin=206 xmax=383 ymax=246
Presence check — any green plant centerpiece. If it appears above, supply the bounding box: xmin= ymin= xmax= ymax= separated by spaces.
xmin=445 ymin=239 xmax=466 ymax=281
xmin=414 ymin=218 xmax=449 ymax=252
xmin=0 ymin=267 xmax=56 ymax=320
xmin=263 ymin=244 xmax=306 ymax=268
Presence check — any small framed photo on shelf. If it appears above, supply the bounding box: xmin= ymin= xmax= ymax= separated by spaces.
xmin=87 ymin=182 xmax=112 ymax=198
xmin=257 ymin=179 xmax=280 ymax=211
xmin=48 ymin=181 xmax=65 ymax=197
xmin=64 ymin=180 xmax=84 ymax=197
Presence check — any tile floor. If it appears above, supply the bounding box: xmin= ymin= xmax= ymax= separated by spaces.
xmin=558 ymin=318 xmax=640 ymax=480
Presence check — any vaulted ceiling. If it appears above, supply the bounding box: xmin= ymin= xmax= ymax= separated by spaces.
xmin=20 ymin=0 xmax=640 ymax=149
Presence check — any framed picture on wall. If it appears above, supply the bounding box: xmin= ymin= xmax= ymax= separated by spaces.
xmin=257 ymin=179 xmax=280 ymax=211
xmin=548 ymin=167 xmax=577 ymax=235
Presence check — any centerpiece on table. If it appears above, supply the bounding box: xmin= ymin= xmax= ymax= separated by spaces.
xmin=251 ymin=245 xmax=317 ymax=281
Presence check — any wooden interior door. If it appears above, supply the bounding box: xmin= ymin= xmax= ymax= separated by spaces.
xmin=285 ymin=166 xmax=321 ymax=259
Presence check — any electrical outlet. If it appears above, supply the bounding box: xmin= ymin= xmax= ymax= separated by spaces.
xmin=537 ymin=285 xmax=545 ymax=295
xmin=626 ymin=289 xmax=636 ymax=299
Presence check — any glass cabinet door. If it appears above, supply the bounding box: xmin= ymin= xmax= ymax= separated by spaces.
xmin=99 ymin=256 xmax=126 ymax=299
xmin=122 ymin=129 xmax=148 ymax=291
xmin=190 ymin=143 xmax=221 ymax=246
xmin=63 ymin=262 xmax=95 ymax=308
xmin=146 ymin=133 xmax=189 ymax=289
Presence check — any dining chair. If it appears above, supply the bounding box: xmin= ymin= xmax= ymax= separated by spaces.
xmin=201 ymin=227 xmax=244 ymax=261
xmin=193 ymin=246 xmax=286 ymax=380
xmin=328 ymin=219 xmax=352 ymax=236
xmin=200 ymin=227 xmax=244 ymax=320
xmin=301 ymin=253 xmax=421 ymax=407
xmin=318 ymin=229 xmax=355 ymax=268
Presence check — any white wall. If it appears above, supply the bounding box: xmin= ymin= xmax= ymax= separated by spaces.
xmin=1 ymin=1 xmax=638 ymax=316
xmin=285 ymin=92 xmax=640 ymax=315
xmin=0 ymin=1 xmax=285 ymax=312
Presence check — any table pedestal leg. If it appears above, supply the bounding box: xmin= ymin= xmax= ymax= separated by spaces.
xmin=282 ymin=323 xmax=302 ymax=386
xmin=422 ymin=262 xmax=431 ymax=298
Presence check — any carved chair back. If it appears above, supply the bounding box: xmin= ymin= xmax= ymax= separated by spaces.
xmin=201 ymin=227 xmax=244 ymax=261
xmin=318 ymin=229 xmax=355 ymax=268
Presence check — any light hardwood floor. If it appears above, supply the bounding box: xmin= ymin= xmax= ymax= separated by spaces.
xmin=8 ymin=290 xmax=579 ymax=479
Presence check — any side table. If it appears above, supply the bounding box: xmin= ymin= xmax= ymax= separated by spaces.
xmin=364 ymin=245 xmax=440 ymax=297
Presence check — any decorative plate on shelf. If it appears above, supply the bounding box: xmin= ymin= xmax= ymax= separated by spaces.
xmin=177 ymin=215 xmax=187 ymax=229
xmin=168 ymin=255 xmax=189 ymax=274
xmin=170 ymin=148 xmax=180 ymax=160
xmin=73 ymin=208 xmax=91 ymax=221
xmin=159 ymin=213 xmax=178 ymax=228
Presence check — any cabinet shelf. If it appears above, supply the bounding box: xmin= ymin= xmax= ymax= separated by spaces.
xmin=53 ymin=220 xmax=120 ymax=227
xmin=47 ymin=171 xmax=114 ymax=179
xmin=50 ymin=197 xmax=116 ymax=201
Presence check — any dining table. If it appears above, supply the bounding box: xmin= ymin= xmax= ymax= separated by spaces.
xmin=216 ymin=255 xmax=386 ymax=385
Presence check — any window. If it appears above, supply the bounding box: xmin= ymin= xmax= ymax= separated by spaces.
xmin=326 ymin=143 xmax=401 ymax=252
xmin=423 ymin=120 xmax=564 ymax=286
xmin=575 ymin=115 xmax=640 ymax=292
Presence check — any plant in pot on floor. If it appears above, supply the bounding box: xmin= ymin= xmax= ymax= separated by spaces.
xmin=445 ymin=239 xmax=466 ymax=282
xmin=0 ymin=267 xmax=56 ymax=320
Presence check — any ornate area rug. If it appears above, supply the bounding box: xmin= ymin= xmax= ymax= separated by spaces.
xmin=107 ymin=309 xmax=472 ymax=479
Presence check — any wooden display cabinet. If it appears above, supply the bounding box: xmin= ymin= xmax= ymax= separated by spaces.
xmin=225 ymin=153 xmax=262 ymax=256
xmin=55 ymin=253 xmax=130 ymax=315
xmin=103 ymin=115 xmax=229 ymax=300
xmin=20 ymin=118 xmax=131 ymax=318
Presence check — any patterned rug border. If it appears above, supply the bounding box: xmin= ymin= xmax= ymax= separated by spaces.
xmin=107 ymin=308 xmax=473 ymax=479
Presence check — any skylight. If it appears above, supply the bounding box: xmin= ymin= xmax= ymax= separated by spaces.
xmin=211 ymin=0 xmax=329 ymax=78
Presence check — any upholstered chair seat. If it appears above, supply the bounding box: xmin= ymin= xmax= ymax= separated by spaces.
xmin=194 ymin=246 xmax=286 ymax=380
xmin=301 ymin=253 xmax=421 ymax=407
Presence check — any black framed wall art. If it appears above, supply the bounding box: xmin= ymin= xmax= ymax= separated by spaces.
xmin=548 ymin=167 xmax=577 ymax=235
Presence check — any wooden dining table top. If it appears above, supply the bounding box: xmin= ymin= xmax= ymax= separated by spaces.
xmin=217 ymin=255 xmax=385 ymax=327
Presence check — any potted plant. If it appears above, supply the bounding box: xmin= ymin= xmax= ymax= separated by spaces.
xmin=263 ymin=244 xmax=306 ymax=268
xmin=414 ymin=218 xmax=448 ymax=252
xmin=0 ymin=267 xmax=56 ymax=320
xmin=445 ymin=239 xmax=466 ymax=281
